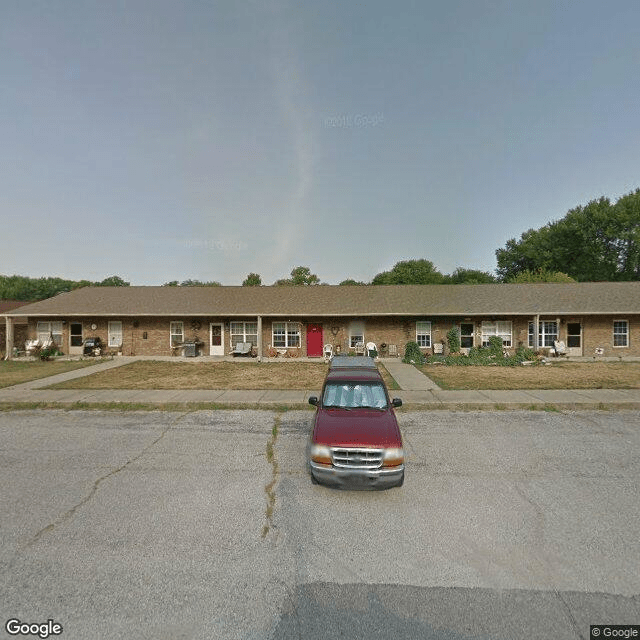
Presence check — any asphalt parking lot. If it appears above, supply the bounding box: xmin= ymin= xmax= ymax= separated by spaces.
xmin=0 ymin=409 xmax=638 ymax=639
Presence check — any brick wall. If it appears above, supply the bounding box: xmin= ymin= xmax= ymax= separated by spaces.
xmin=0 ymin=323 xmax=29 ymax=355
xmin=18 ymin=314 xmax=640 ymax=358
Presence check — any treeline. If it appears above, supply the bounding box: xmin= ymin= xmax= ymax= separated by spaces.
xmin=496 ymin=189 xmax=640 ymax=282
xmin=0 ymin=275 xmax=130 ymax=301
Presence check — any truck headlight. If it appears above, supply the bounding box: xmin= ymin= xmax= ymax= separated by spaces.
xmin=310 ymin=444 xmax=332 ymax=465
xmin=382 ymin=447 xmax=404 ymax=467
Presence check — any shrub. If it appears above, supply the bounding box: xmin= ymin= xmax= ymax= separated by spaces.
xmin=487 ymin=336 xmax=504 ymax=357
xmin=403 ymin=341 xmax=426 ymax=364
xmin=424 ymin=343 xmax=541 ymax=367
xmin=447 ymin=327 xmax=460 ymax=353
xmin=39 ymin=346 xmax=61 ymax=361
xmin=512 ymin=345 xmax=537 ymax=363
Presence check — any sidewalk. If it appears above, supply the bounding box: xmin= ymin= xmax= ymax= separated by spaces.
xmin=0 ymin=357 xmax=639 ymax=410
xmin=383 ymin=359 xmax=442 ymax=390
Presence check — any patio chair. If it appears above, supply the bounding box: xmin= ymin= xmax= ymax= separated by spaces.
xmin=388 ymin=344 xmax=398 ymax=357
xmin=232 ymin=342 xmax=252 ymax=357
xmin=366 ymin=341 xmax=377 ymax=358
xmin=25 ymin=339 xmax=40 ymax=355
xmin=354 ymin=341 xmax=365 ymax=356
xmin=323 ymin=344 xmax=333 ymax=360
xmin=433 ymin=343 xmax=444 ymax=355
xmin=553 ymin=340 xmax=567 ymax=357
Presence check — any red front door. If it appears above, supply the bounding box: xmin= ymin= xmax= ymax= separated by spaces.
xmin=306 ymin=324 xmax=323 ymax=357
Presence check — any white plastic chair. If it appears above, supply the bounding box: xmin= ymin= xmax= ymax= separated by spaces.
xmin=553 ymin=340 xmax=566 ymax=356
xmin=323 ymin=344 xmax=333 ymax=360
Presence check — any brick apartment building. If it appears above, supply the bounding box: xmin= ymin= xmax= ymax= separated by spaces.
xmin=3 ymin=282 xmax=640 ymax=359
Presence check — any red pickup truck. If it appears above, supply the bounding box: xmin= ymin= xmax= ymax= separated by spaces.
xmin=308 ymin=356 xmax=404 ymax=489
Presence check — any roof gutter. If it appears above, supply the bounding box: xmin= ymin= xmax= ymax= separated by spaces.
xmin=3 ymin=311 xmax=639 ymax=318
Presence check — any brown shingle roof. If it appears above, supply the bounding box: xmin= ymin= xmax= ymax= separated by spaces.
xmin=0 ymin=300 xmax=30 ymax=313
xmin=3 ymin=282 xmax=640 ymax=317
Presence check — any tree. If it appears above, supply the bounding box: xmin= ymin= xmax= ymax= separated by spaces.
xmin=339 ymin=279 xmax=367 ymax=285
xmin=506 ymin=269 xmax=576 ymax=283
xmin=162 ymin=279 xmax=221 ymax=286
xmin=444 ymin=268 xmax=497 ymax=284
xmin=242 ymin=273 xmax=262 ymax=286
xmin=0 ymin=274 xmax=128 ymax=300
xmin=180 ymin=279 xmax=221 ymax=286
xmin=372 ymin=259 xmax=445 ymax=284
xmin=496 ymin=189 xmax=640 ymax=281
xmin=290 ymin=266 xmax=320 ymax=285
xmin=97 ymin=275 xmax=130 ymax=287
xmin=273 ymin=266 xmax=320 ymax=286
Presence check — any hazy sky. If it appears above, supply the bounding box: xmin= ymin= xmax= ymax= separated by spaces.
xmin=2 ymin=0 xmax=639 ymax=285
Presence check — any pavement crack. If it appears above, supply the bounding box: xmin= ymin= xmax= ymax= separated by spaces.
xmin=261 ymin=413 xmax=281 ymax=539
xmin=513 ymin=480 xmax=586 ymax=640
xmin=13 ymin=410 xmax=192 ymax=557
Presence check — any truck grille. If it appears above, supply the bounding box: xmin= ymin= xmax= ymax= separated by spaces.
xmin=331 ymin=448 xmax=383 ymax=469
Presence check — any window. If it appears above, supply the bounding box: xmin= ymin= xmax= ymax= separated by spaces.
xmin=529 ymin=321 xmax=558 ymax=348
xmin=230 ymin=321 xmax=258 ymax=346
xmin=481 ymin=321 xmax=512 ymax=347
xmin=460 ymin=323 xmax=474 ymax=349
xmin=349 ymin=320 xmax=364 ymax=348
xmin=613 ymin=320 xmax=628 ymax=347
xmin=170 ymin=321 xmax=184 ymax=346
xmin=416 ymin=321 xmax=431 ymax=348
xmin=108 ymin=321 xmax=123 ymax=347
xmin=272 ymin=322 xmax=300 ymax=348
xmin=539 ymin=321 xmax=558 ymax=347
xmin=528 ymin=322 xmax=534 ymax=348
xmin=37 ymin=321 xmax=63 ymax=346
xmin=323 ymin=382 xmax=388 ymax=409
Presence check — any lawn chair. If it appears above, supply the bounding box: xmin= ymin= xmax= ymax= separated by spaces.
xmin=388 ymin=344 xmax=398 ymax=357
xmin=354 ymin=341 xmax=365 ymax=356
xmin=25 ymin=339 xmax=40 ymax=355
xmin=366 ymin=341 xmax=377 ymax=358
xmin=232 ymin=342 xmax=252 ymax=357
xmin=553 ymin=340 xmax=567 ymax=357
xmin=323 ymin=344 xmax=333 ymax=361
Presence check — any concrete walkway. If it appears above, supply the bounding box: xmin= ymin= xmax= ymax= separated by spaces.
xmin=382 ymin=359 xmax=442 ymax=390
xmin=0 ymin=356 xmax=639 ymax=409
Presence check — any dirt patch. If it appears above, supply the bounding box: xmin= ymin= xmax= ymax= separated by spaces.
xmin=418 ymin=362 xmax=640 ymax=390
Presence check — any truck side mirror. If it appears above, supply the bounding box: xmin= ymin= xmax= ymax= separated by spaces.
xmin=391 ymin=398 xmax=402 ymax=407
xmin=308 ymin=396 xmax=319 ymax=406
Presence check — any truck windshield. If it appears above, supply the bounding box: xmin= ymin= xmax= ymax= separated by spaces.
xmin=322 ymin=383 xmax=388 ymax=409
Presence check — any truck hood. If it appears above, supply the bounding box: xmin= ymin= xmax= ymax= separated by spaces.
xmin=313 ymin=408 xmax=402 ymax=448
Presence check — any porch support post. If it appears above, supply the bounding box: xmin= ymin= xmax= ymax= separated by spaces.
xmin=534 ymin=314 xmax=539 ymax=349
xmin=5 ymin=316 xmax=14 ymax=360
xmin=257 ymin=315 xmax=262 ymax=362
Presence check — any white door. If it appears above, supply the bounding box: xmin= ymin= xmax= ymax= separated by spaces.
xmin=210 ymin=323 xmax=224 ymax=356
